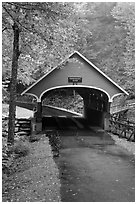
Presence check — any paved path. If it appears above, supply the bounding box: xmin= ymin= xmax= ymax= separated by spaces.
xmin=55 ymin=131 xmax=135 ymax=202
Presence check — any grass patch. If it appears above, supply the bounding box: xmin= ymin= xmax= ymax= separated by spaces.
xmin=2 ymin=135 xmax=61 ymax=202
xmin=12 ymin=141 xmax=30 ymax=158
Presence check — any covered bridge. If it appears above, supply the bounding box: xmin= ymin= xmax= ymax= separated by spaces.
xmin=21 ymin=51 xmax=128 ymax=131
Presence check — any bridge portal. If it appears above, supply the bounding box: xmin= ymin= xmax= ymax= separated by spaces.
xmin=21 ymin=51 xmax=128 ymax=132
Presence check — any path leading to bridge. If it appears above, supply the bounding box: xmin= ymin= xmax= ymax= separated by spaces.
xmin=55 ymin=130 xmax=135 ymax=202
xmin=2 ymin=103 xmax=135 ymax=202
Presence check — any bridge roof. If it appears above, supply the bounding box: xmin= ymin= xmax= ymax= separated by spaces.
xmin=22 ymin=51 xmax=128 ymax=102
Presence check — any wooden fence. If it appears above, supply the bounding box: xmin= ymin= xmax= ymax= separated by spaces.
xmin=110 ymin=103 xmax=135 ymax=114
xmin=2 ymin=116 xmax=31 ymax=137
xmin=109 ymin=116 xmax=135 ymax=142
xmin=15 ymin=118 xmax=31 ymax=135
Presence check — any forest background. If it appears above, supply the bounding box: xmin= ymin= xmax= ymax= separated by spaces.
xmin=2 ymin=2 xmax=135 ymax=95
xmin=2 ymin=3 xmax=135 ymax=201
xmin=2 ymin=2 xmax=135 ymax=143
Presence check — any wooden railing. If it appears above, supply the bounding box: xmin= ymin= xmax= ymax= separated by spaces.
xmin=15 ymin=118 xmax=31 ymax=136
xmin=2 ymin=116 xmax=31 ymax=137
xmin=110 ymin=103 xmax=135 ymax=114
xmin=109 ymin=116 xmax=135 ymax=142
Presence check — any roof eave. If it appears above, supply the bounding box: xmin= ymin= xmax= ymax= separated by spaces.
xmin=21 ymin=50 xmax=128 ymax=96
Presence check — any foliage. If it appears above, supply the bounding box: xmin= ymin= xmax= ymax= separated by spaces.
xmin=2 ymin=88 xmax=9 ymax=103
xmin=2 ymin=2 xmax=77 ymax=145
xmin=43 ymin=89 xmax=84 ymax=114
xmin=2 ymin=2 xmax=135 ymax=96
xmin=2 ymin=143 xmax=13 ymax=175
xmin=12 ymin=141 xmax=30 ymax=157
xmin=47 ymin=131 xmax=61 ymax=157
xmin=2 ymin=2 xmax=135 ymax=146
xmin=2 ymin=138 xmax=30 ymax=175
xmin=2 ymin=2 xmax=77 ymax=84
xmin=2 ymin=136 xmax=61 ymax=202
xmin=112 ymin=2 xmax=135 ymax=93
xmin=74 ymin=3 xmax=133 ymax=90
xmin=2 ymin=117 xmax=30 ymax=175
xmin=68 ymin=2 xmax=135 ymax=96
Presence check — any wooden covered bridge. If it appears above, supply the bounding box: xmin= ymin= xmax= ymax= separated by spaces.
xmin=21 ymin=51 xmax=128 ymax=132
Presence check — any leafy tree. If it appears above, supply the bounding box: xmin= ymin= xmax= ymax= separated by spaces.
xmin=112 ymin=2 xmax=135 ymax=94
xmin=2 ymin=3 xmax=20 ymax=144
xmin=2 ymin=2 xmax=76 ymax=144
xmin=73 ymin=2 xmax=135 ymax=95
xmin=2 ymin=2 xmax=135 ymax=144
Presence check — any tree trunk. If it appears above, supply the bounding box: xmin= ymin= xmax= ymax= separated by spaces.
xmin=7 ymin=22 xmax=20 ymax=145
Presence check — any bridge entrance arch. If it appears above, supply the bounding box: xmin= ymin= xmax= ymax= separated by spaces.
xmin=21 ymin=51 xmax=128 ymax=132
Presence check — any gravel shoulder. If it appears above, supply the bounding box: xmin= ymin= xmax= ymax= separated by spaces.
xmin=109 ymin=133 xmax=135 ymax=155
xmin=2 ymin=134 xmax=61 ymax=202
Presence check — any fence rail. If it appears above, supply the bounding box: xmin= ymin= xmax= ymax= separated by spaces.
xmin=110 ymin=103 xmax=135 ymax=114
xmin=109 ymin=116 xmax=135 ymax=142
xmin=15 ymin=118 xmax=31 ymax=135
xmin=2 ymin=116 xmax=31 ymax=137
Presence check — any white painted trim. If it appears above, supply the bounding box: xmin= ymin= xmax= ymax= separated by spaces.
xmin=21 ymin=53 xmax=74 ymax=95
xmin=110 ymin=93 xmax=125 ymax=102
xmin=45 ymin=105 xmax=83 ymax=116
xmin=37 ymin=98 xmax=41 ymax=102
xmin=74 ymin=51 xmax=129 ymax=96
xmin=21 ymin=92 xmax=39 ymax=101
xmin=39 ymin=85 xmax=112 ymax=102
xmin=21 ymin=50 xmax=128 ymax=96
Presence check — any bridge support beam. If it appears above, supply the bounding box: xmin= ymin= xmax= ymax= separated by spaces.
xmin=103 ymin=102 xmax=111 ymax=131
xmin=84 ymin=106 xmax=104 ymax=128
xmin=83 ymin=95 xmax=111 ymax=130
xmin=35 ymin=101 xmax=42 ymax=132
